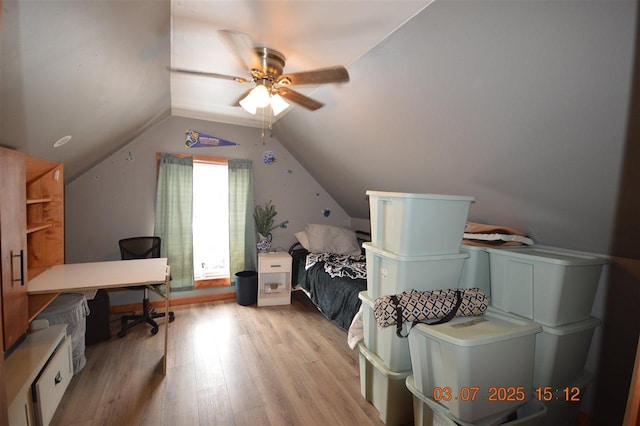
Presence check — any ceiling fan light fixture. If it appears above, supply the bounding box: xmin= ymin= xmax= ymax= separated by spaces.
xmin=270 ymin=94 xmax=289 ymax=116
xmin=252 ymin=84 xmax=271 ymax=108
xmin=239 ymin=95 xmax=258 ymax=115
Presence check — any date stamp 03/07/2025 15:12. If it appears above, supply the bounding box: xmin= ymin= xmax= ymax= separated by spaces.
xmin=432 ymin=386 xmax=582 ymax=402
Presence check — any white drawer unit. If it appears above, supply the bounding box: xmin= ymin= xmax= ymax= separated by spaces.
xmin=33 ymin=335 xmax=73 ymax=426
xmin=8 ymin=387 xmax=35 ymax=426
xmin=6 ymin=325 xmax=71 ymax=426
xmin=258 ymin=252 xmax=292 ymax=306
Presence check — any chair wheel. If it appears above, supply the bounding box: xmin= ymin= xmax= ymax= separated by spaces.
xmin=169 ymin=312 xmax=175 ymax=322
xmin=151 ymin=326 xmax=159 ymax=335
xmin=117 ymin=330 xmax=126 ymax=338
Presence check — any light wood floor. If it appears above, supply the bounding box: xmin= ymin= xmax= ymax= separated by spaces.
xmin=51 ymin=291 xmax=387 ymax=426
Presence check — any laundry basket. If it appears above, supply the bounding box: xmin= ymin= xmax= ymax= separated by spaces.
xmin=36 ymin=293 xmax=90 ymax=374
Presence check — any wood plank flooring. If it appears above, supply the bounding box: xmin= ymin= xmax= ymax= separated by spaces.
xmin=50 ymin=291 xmax=387 ymax=426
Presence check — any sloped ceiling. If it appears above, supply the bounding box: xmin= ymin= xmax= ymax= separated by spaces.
xmin=170 ymin=0 xmax=433 ymax=127
xmin=1 ymin=0 xmax=637 ymax=254
xmin=1 ymin=0 xmax=432 ymax=180
xmin=1 ymin=0 xmax=172 ymax=179
xmin=274 ymin=0 xmax=636 ymax=253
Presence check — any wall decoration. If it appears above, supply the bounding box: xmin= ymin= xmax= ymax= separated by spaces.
xmin=263 ymin=150 xmax=277 ymax=165
xmin=186 ymin=129 xmax=238 ymax=148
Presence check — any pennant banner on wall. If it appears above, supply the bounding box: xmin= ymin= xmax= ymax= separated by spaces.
xmin=186 ymin=129 xmax=239 ymax=148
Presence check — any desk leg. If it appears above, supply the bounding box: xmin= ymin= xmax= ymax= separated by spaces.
xmin=148 ymin=265 xmax=171 ymax=376
xmin=163 ymin=265 xmax=170 ymax=375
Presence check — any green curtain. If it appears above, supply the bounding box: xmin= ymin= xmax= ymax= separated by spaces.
xmin=154 ymin=154 xmax=194 ymax=291
xmin=228 ymin=159 xmax=256 ymax=279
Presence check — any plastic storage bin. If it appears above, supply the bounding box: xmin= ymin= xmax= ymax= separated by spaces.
xmin=407 ymin=308 xmax=541 ymax=423
xmin=458 ymin=244 xmax=492 ymax=296
xmin=363 ymin=242 xmax=468 ymax=299
xmin=534 ymin=317 xmax=600 ymax=388
xmin=487 ymin=246 xmax=608 ymax=326
xmin=358 ymin=343 xmax=413 ymax=426
xmin=359 ymin=291 xmax=412 ymax=371
xmin=543 ymin=371 xmax=593 ymax=425
xmin=406 ymin=375 xmax=548 ymax=426
xmin=36 ymin=293 xmax=89 ymax=374
xmin=367 ymin=191 xmax=475 ymax=256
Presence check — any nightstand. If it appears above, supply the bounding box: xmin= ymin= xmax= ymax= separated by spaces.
xmin=257 ymin=251 xmax=292 ymax=306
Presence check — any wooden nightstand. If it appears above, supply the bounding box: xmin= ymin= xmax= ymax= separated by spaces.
xmin=257 ymin=252 xmax=292 ymax=306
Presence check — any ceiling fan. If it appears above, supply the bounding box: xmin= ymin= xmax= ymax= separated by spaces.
xmin=169 ymin=30 xmax=350 ymax=117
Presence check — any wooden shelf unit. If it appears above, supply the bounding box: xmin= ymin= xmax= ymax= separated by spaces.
xmin=0 ymin=148 xmax=66 ymax=424
xmin=25 ymin=158 xmax=64 ymax=282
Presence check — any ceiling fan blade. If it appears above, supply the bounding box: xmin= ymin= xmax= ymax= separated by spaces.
xmin=277 ymin=66 xmax=349 ymax=86
xmin=218 ymin=29 xmax=261 ymax=74
xmin=168 ymin=67 xmax=251 ymax=83
xmin=276 ymin=88 xmax=324 ymax=111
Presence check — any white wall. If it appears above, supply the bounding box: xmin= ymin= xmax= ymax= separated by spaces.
xmin=65 ymin=115 xmax=350 ymax=301
xmin=275 ymin=0 xmax=636 ymax=256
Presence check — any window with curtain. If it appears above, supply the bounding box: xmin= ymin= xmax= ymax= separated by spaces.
xmin=154 ymin=154 xmax=194 ymax=291
xmin=193 ymin=160 xmax=230 ymax=285
xmin=228 ymin=159 xmax=257 ymax=278
xmin=154 ymin=154 xmax=256 ymax=291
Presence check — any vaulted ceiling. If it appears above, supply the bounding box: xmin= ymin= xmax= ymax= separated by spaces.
xmin=1 ymin=0 xmax=431 ymax=180
xmin=1 ymin=0 xmax=637 ymax=254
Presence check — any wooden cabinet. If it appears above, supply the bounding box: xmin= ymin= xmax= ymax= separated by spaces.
xmin=0 ymin=147 xmax=28 ymax=353
xmin=25 ymin=156 xmax=64 ymax=282
xmin=0 ymin=148 xmax=64 ymax=352
xmin=0 ymin=148 xmax=65 ymax=423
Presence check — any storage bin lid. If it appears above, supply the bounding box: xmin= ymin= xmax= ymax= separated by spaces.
xmin=366 ymin=190 xmax=475 ymax=202
xmin=358 ymin=290 xmax=374 ymax=308
xmin=485 ymin=246 xmax=608 ymax=266
xmin=460 ymin=244 xmax=490 ymax=252
xmin=362 ymin=242 xmax=469 ymax=262
xmin=540 ymin=316 xmax=601 ymax=335
xmin=410 ymin=310 xmax=541 ymax=347
xmin=358 ymin=342 xmax=412 ymax=379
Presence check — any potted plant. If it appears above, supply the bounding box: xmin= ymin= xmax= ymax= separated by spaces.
xmin=254 ymin=201 xmax=286 ymax=252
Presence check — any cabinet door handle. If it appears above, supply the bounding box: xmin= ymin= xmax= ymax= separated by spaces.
xmin=54 ymin=371 xmax=62 ymax=385
xmin=13 ymin=250 xmax=25 ymax=286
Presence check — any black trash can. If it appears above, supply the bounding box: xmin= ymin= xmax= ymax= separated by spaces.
xmin=86 ymin=289 xmax=111 ymax=346
xmin=235 ymin=270 xmax=258 ymax=306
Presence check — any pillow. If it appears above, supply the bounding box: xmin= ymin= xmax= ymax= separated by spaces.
xmin=304 ymin=224 xmax=362 ymax=255
xmin=295 ymin=231 xmax=311 ymax=251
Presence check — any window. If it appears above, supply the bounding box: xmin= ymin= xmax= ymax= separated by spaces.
xmin=192 ymin=159 xmax=230 ymax=286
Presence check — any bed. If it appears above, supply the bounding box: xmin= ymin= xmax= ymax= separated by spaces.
xmin=288 ymin=224 xmax=369 ymax=331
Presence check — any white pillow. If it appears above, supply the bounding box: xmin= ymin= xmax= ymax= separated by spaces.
xmin=295 ymin=231 xmax=311 ymax=251
xmin=304 ymin=224 xmax=361 ymax=255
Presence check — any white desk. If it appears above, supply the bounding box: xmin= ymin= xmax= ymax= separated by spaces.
xmin=28 ymin=258 xmax=171 ymax=375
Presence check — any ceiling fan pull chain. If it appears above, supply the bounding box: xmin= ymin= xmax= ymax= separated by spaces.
xmin=261 ymin=108 xmax=266 ymax=145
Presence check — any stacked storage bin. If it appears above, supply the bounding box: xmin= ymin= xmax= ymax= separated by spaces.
xmin=359 ymin=191 xmax=475 ymax=425
xmin=406 ymin=243 xmax=607 ymax=425
xmin=486 ymin=246 xmax=608 ymax=424
xmin=406 ymin=307 xmax=544 ymax=424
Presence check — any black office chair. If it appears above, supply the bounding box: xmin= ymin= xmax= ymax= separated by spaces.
xmin=118 ymin=236 xmax=175 ymax=337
